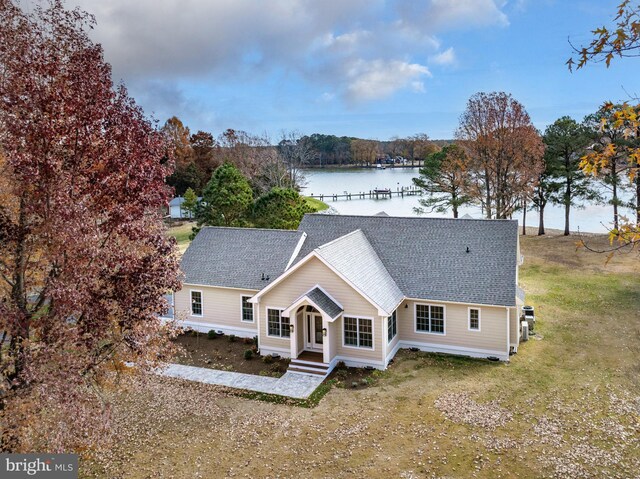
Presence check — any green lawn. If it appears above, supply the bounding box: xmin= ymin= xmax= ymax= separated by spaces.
xmin=87 ymin=231 xmax=640 ymax=478
xmin=166 ymin=221 xmax=196 ymax=254
xmin=303 ymin=196 xmax=329 ymax=212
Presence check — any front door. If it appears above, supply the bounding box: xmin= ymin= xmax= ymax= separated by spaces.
xmin=305 ymin=313 xmax=323 ymax=350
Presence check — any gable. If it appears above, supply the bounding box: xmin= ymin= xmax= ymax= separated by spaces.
xmin=258 ymin=256 xmax=379 ymax=318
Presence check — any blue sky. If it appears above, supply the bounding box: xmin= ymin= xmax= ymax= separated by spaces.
xmin=76 ymin=0 xmax=638 ymax=140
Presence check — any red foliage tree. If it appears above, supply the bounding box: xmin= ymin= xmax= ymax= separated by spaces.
xmin=0 ymin=0 xmax=180 ymax=452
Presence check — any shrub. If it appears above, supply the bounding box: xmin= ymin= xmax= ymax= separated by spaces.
xmin=207 ymin=330 xmax=216 ymax=340
xmin=262 ymin=354 xmax=274 ymax=364
xmin=253 ymin=335 xmax=259 ymax=348
xmin=243 ymin=349 xmax=253 ymax=360
xmin=336 ymin=361 xmax=347 ymax=370
xmin=228 ymin=334 xmax=237 ymax=343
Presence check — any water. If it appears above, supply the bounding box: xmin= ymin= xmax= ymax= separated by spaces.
xmin=304 ymin=167 xmax=633 ymax=234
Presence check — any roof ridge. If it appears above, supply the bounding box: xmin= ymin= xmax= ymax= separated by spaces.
xmin=201 ymin=226 xmax=303 ymax=233
xmin=302 ymin=213 xmax=517 ymax=223
xmin=314 ymin=228 xmax=363 ymax=250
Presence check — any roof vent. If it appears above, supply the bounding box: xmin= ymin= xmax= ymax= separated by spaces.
xmin=466 ymin=246 xmax=470 ymax=253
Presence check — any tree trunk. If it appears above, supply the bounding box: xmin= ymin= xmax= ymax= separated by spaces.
xmin=564 ymin=178 xmax=571 ymax=236
xmin=612 ymin=163 xmax=619 ymax=231
xmin=484 ymin=169 xmax=492 ymax=219
xmin=636 ymin=172 xmax=640 ymax=224
xmin=538 ymin=203 xmax=545 ymax=235
xmin=522 ymin=200 xmax=527 ymax=235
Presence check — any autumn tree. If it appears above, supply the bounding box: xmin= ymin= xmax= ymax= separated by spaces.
xmin=456 ymin=92 xmax=545 ymax=219
xmin=252 ymin=188 xmax=312 ymax=230
xmin=276 ymin=131 xmax=314 ymax=189
xmin=412 ymin=144 xmax=473 ymax=218
xmin=196 ymin=163 xmax=253 ymax=229
xmin=544 ymin=117 xmax=600 ymax=235
xmin=0 ymin=0 xmax=180 ymax=452
xmin=190 ymin=130 xmax=220 ymax=190
xmin=567 ymin=0 xmax=640 ymax=71
xmin=163 ymin=116 xmax=196 ymax=195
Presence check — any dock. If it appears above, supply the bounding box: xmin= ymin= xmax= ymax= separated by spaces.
xmin=307 ymin=187 xmax=423 ymax=201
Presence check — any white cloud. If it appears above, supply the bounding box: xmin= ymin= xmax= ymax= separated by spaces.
xmin=430 ymin=47 xmax=457 ymax=66
xmin=67 ymin=0 xmax=507 ymax=107
xmin=346 ymin=60 xmax=430 ymax=102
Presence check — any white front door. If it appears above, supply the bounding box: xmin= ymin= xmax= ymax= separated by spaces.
xmin=305 ymin=313 xmax=323 ymax=350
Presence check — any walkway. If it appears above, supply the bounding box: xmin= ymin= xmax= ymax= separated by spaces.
xmin=158 ymin=363 xmax=324 ymax=399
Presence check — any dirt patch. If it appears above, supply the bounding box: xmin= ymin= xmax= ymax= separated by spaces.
xmin=172 ymin=332 xmax=289 ymax=377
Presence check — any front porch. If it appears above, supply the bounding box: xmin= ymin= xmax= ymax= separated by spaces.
xmin=288 ymin=350 xmax=331 ymax=376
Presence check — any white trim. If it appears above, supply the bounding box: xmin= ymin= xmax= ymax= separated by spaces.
xmin=240 ymin=294 xmax=254 ymax=323
xmin=404 ymin=297 xmax=515 ymax=309
xmin=414 ymin=302 xmax=446 ymax=336
xmin=386 ymin=339 xmax=402 ymax=365
xmin=189 ymin=289 xmax=203 ymax=317
xmin=281 ymin=294 xmax=341 ymax=323
xmin=467 ymin=307 xmax=481 ymax=332
xmin=265 ymin=306 xmax=290 ymax=339
xmin=398 ymin=340 xmax=509 ymax=362
xmin=506 ymin=306 xmax=510 ymax=356
xmin=285 ymin=232 xmax=307 ymax=271
xmin=333 ymin=355 xmax=386 ymax=370
xmin=175 ymin=319 xmax=256 ymax=337
xmin=183 ymin=283 xmax=260 ymax=293
xmin=342 ymin=315 xmax=375 ymax=351
xmin=313 ymin=284 xmax=344 ymax=309
xmin=249 ymin=251 xmax=389 ymax=315
xmin=259 ymin=345 xmax=291 ymax=358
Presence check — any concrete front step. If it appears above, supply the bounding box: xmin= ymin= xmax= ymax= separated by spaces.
xmin=289 ymin=359 xmax=330 ymax=377
xmin=288 ymin=366 xmax=327 ymax=376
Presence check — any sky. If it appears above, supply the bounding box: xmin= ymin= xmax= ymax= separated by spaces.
xmin=67 ymin=0 xmax=639 ymax=140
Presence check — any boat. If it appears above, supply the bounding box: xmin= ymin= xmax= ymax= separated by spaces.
xmin=376 ymin=164 xmax=386 ymax=170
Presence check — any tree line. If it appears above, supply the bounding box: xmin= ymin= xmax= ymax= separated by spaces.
xmin=164 ymin=117 xmax=440 ymax=196
xmin=412 ymin=92 xmax=640 ymax=236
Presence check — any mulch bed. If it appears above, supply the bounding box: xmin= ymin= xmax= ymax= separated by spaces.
xmin=327 ymin=362 xmax=380 ymax=390
xmin=172 ymin=332 xmax=289 ymax=377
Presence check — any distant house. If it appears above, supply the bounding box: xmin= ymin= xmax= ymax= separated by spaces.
xmin=168 ymin=196 xmax=201 ymax=219
xmin=169 ymin=214 xmax=525 ymax=375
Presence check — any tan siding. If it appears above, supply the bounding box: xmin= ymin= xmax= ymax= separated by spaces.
xmin=509 ymin=307 xmax=519 ymax=344
xmin=386 ymin=313 xmax=400 ymax=361
xmin=258 ymin=256 xmax=383 ymax=363
xmin=174 ymin=285 xmax=258 ymax=334
xmin=398 ymin=299 xmax=508 ymax=354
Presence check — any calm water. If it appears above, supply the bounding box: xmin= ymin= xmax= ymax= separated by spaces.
xmin=304 ymin=167 xmax=632 ymax=234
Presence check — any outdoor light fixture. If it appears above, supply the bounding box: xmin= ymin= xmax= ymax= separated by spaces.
xmin=290 ymin=324 xmax=294 ymax=333
xmin=322 ymin=328 xmax=327 ymax=337
xmin=405 ymin=304 xmax=408 ymax=308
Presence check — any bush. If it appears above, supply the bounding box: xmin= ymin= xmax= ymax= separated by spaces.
xmin=243 ymin=349 xmax=253 ymax=360
xmin=228 ymin=334 xmax=237 ymax=343
xmin=262 ymin=354 xmax=274 ymax=364
xmin=207 ymin=330 xmax=216 ymax=340
xmin=336 ymin=361 xmax=347 ymax=370
xmin=253 ymin=335 xmax=259 ymax=348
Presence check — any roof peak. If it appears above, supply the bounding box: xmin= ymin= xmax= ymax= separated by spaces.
xmin=201 ymin=226 xmax=302 ymax=233
xmin=304 ymin=213 xmax=517 ymax=223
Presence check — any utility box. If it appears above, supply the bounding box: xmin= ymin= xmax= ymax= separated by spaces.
xmin=521 ymin=321 xmax=529 ymax=341
xmin=522 ymin=305 xmax=535 ymax=332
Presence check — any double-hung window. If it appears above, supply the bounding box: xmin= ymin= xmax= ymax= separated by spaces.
xmin=267 ymin=308 xmax=290 ymax=338
xmin=415 ymin=304 xmax=445 ymax=334
xmin=241 ymin=296 xmax=254 ymax=322
xmin=469 ymin=308 xmax=480 ymax=331
xmin=191 ymin=291 xmax=203 ymax=316
xmin=387 ymin=310 xmax=397 ymax=342
xmin=344 ymin=316 xmax=373 ymax=348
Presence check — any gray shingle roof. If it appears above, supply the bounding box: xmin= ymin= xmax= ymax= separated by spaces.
xmin=180 ymin=227 xmax=304 ymax=290
xmin=516 ymin=286 xmax=525 ymax=303
xmin=296 ymin=214 xmax=519 ymax=307
xmin=305 ymin=287 xmax=343 ymax=319
xmin=314 ymin=230 xmax=404 ymax=314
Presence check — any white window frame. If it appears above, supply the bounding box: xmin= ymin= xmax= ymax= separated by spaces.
xmin=414 ymin=303 xmax=446 ymax=335
xmin=387 ymin=309 xmax=397 ymax=343
xmin=190 ymin=289 xmax=203 ymax=317
xmin=342 ymin=315 xmax=375 ymax=350
xmin=468 ymin=307 xmax=481 ymax=332
xmin=161 ymin=292 xmax=175 ymax=319
xmin=240 ymin=295 xmax=254 ymax=323
xmin=266 ymin=307 xmax=289 ymax=338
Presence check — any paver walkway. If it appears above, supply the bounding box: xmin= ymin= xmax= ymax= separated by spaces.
xmin=158 ymin=363 xmax=324 ymax=399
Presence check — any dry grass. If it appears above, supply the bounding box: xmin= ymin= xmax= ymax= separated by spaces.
xmin=84 ymin=230 xmax=640 ymax=478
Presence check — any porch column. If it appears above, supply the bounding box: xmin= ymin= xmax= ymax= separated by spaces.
xmin=290 ymin=312 xmax=299 ymax=359
xmin=322 ymin=317 xmax=330 ymax=364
